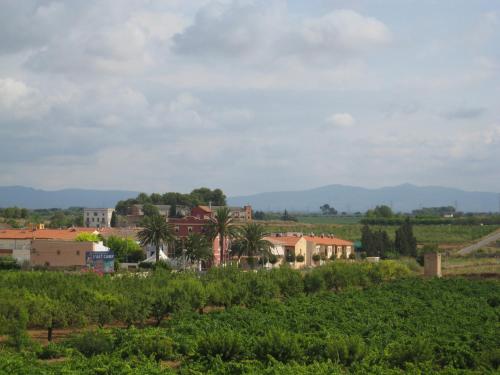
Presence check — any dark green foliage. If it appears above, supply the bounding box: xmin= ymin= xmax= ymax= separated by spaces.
xmin=0 ymin=266 xmax=498 ymax=373
xmin=37 ymin=342 xmax=65 ymax=360
xmin=105 ymin=235 xmax=145 ymax=263
xmin=197 ymin=330 xmax=244 ymax=361
xmin=281 ymin=209 xmax=298 ymax=222
xmin=0 ymin=256 xmax=21 ymax=270
xmin=303 ymin=271 xmax=325 ymax=294
xmin=110 ymin=211 xmax=117 ymax=227
xmin=67 ymin=330 xmax=115 ymax=357
xmin=0 ymin=206 xmax=29 ymax=219
xmin=255 ymin=329 xmax=302 ymax=363
xmin=384 ymin=336 xmax=434 ymax=368
xmin=365 ymin=205 xmax=394 ymax=218
xmin=115 ymin=187 xmax=227 ymax=214
xmin=395 ymin=217 xmax=417 ymax=257
xmin=361 ymin=224 xmax=394 ymax=258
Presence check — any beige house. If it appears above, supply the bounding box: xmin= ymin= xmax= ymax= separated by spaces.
xmin=304 ymin=235 xmax=354 ymax=266
xmin=265 ymin=235 xmax=308 ymax=269
xmin=265 ymin=234 xmax=354 ymax=268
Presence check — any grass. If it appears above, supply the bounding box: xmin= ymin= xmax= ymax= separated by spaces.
xmin=296 ymin=215 xmax=362 ymax=225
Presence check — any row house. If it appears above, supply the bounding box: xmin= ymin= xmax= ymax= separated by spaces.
xmin=264 ymin=233 xmax=354 ymax=269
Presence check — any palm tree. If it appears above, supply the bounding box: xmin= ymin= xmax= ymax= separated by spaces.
xmin=184 ymin=232 xmax=213 ymax=270
xmin=234 ymin=222 xmax=273 ymax=268
xmin=137 ymin=215 xmax=175 ymax=263
xmin=208 ymin=207 xmax=236 ymax=266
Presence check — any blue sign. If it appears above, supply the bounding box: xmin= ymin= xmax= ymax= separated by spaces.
xmin=86 ymin=251 xmax=114 ymax=273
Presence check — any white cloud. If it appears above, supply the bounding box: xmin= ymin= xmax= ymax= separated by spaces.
xmin=326 ymin=113 xmax=356 ymax=127
xmin=298 ymin=9 xmax=391 ymax=52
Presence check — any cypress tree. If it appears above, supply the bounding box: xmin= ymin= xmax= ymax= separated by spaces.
xmin=110 ymin=211 xmax=117 ymax=228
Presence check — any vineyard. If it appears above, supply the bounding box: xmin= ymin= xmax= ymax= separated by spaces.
xmin=1 ymin=263 xmax=499 ymax=374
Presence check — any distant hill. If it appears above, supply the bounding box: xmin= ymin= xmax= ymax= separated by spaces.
xmin=0 ymin=186 xmax=139 ymax=209
xmin=228 ymin=184 xmax=500 ymax=213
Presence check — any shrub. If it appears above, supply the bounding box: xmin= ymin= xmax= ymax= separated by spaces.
xmin=385 ymin=336 xmax=434 ymax=368
xmin=268 ymin=254 xmax=278 ymax=265
xmin=312 ymin=254 xmax=321 ymax=262
xmin=303 ymin=271 xmax=325 ymax=294
xmin=269 ymin=267 xmax=303 ymax=298
xmin=38 ymin=342 xmax=65 ymax=360
xmin=68 ymin=330 xmax=115 ymax=357
xmin=121 ymin=334 xmax=174 ymax=361
xmin=197 ymin=330 xmax=244 ymax=361
xmin=247 ymin=272 xmax=280 ymax=304
xmin=255 ymin=329 xmax=302 ymax=363
xmin=0 ymin=256 xmax=20 ymax=270
xmin=286 ymin=253 xmax=296 ymax=262
xmin=296 ymin=255 xmax=305 ymax=263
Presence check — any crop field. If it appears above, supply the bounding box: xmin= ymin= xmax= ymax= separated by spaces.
xmin=296 ymin=216 xmax=363 ymax=225
xmin=263 ymin=222 xmax=499 ymax=246
xmin=1 ymin=263 xmax=499 ymax=374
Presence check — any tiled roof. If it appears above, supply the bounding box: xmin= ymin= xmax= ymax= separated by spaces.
xmin=265 ymin=236 xmax=303 ymax=246
xmin=0 ymin=228 xmax=97 ymax=240
xmin=303 ymin=236 xmax=353 ymax=246
xmin=197 ymin=206 xmax=212 ymax=213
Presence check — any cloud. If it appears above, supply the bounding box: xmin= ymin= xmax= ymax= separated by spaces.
xmin=442 ymin=106 xmax=486 ymax=120
xmin=173 ymin=3 xmax=391 ymax=63
xmin=326 ymin=113 xmax=356 ymax=127
xmin=297 ymin=9 xmax=391 ymax=52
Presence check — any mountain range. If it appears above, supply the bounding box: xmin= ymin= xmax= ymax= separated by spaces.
xmin=227 ymin=184 xmax=500 ymax=213
xmin=0 ymin=184 xmax=499 ymax=213
xmin=0 ymin=186 xmax=139 ymax=209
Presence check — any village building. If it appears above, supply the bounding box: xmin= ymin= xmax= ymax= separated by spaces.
xmin=84 ymin=208 xmax=115 ymax=228
xmin=0 ymin=227 xmax=112 ymax=270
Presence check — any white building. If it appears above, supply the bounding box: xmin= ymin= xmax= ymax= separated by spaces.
xmin=84 ymin=208 xmax=115 ymax=228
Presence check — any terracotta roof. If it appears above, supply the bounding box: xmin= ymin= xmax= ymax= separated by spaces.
xmin=195 ymin=205 xmax=211 ymax=212
xmin=303 ymin=236 xmax=353 ymax=246
xmin=265 ymin=236 xmax=303 ymax=246
xmin=0 ymin=228 xmax=97 ymax=240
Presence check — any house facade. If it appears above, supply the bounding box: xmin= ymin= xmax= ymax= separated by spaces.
xmin=191 ymin=205 xmax=252 ymax=222
xmin=0 ymin=227 xmax=105 ymax=266
xmin=84 ymin=208 xmax=115 ymax=228
xmin=264 ymin=233 xmax=353 ymax=268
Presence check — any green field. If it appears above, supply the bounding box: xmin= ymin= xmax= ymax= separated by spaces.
xmin=0 ymin=265 xmax=499 ymax=374
xmin=263 ymin=222 xmax=499 ymax=246
xmin=297 ymin=216 xmax=362 ymax=225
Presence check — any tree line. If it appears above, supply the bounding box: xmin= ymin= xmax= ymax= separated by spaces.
xmin=115 ymin=187 xmax=227 ymax=215
xmin=361 ymin=217 xmax=417 ymax=258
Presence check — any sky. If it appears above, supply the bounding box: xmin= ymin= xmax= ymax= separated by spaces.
xmin=0 ymin=0 xmax=499 ymax=196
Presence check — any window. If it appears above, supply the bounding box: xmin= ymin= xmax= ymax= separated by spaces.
xmin=175 ymin=226 xmax=179 ymax=233
xmin=188 ymin=226 xmax=193 ymax=233
xmin=94 ymin=212 xmax=98 ymax=216
xmin=57 ymin=250 xmax=61 ymax=255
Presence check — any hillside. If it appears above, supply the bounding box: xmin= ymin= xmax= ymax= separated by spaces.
xmin=0 ymin=186 xmax=138 ymax=209
xmin=228 ymin=183 xmax=500 ymax=213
